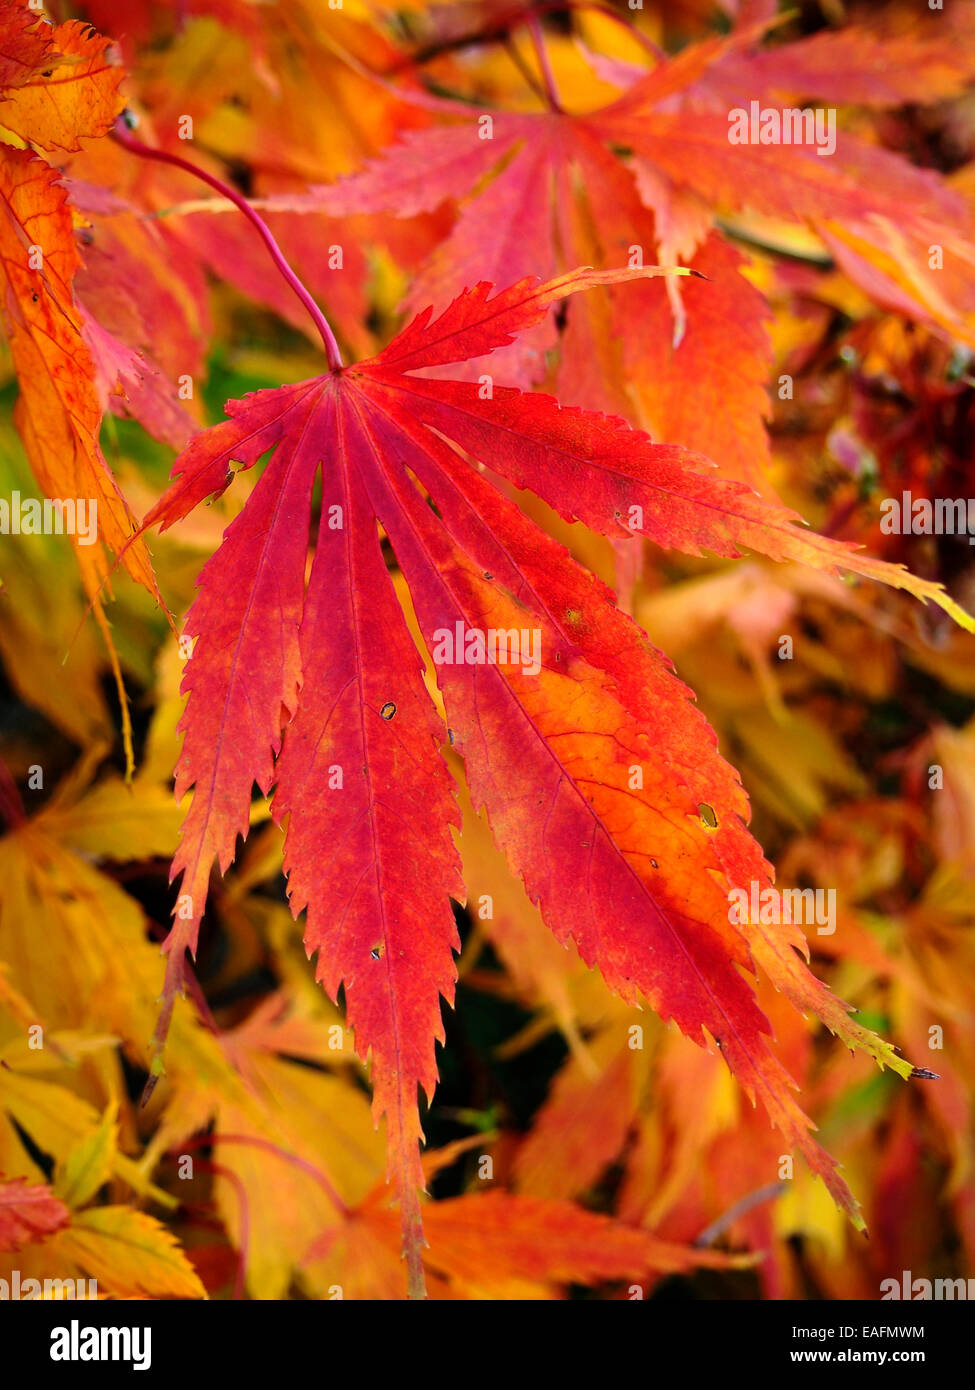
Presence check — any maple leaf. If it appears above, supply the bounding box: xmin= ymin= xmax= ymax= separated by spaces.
xmin=139 ymin=265 xmax=970 ymax=1296
xmin=0 ymin=8 xmax=125 ymax=153
xmin=310 ymin=18 xmax=975 ymax=492
xmin=512 ymin=1023 xmax=644 ymax=1204
xmin=319 ymin=1187 xmax=754 ymax=1300
xmin=71 ymin=181 xmax=207 ymax=453
xmin=0 ymin=148 xmax=156 ymax=595
xmin=202 ymin=995 xmax=746 ymax=1299
xmin=0 ymin=0 xmax=49 ymax=92
xmin=0 ymin=1176 xmax=70 ymax=1252
xmin=0 ymin=449 xmax=114 ymax=746
xmin=0 ymin=4 xmax=157 ymax=634
xmin=0 ymin=1020 xmax=173 ymax=1214
xmin=54 ymin=1206 xmax=208 ymax=1299
xmin=702 ymin=9 xmax=975 ymax=110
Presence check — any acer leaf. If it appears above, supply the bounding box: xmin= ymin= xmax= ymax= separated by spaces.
xmin=0 ymin=1057 xmax=168 ymax=1211
xmin=313 ymin=20 xmax=975 ymax=493
xmin=53 ymin=1103 xmax=119 ymax=1210
xmin=0 ymin=1177 xmax=70 ymax=1252
xmin=513 ymin=1025 xmax=644 ymax=1203
xmin=350 ymin=1190 xmax=754 ymax=1300
xmin=53 ymin=1206 xmax=207 ymax=1300
xmin=716 ymin=13 xmax=975 ymax=109
xmin=0 ymin=146 xmax=156 ymax=595
xmin=142 ymin=264 xmax=692 ymax=1295
xmin=0 ymin=0 xmax=50 ymax=92
xmin=0 ymin=11 xmax=124 ymax=153
xmin=140 ymin=265 xmax=964 ymax=1295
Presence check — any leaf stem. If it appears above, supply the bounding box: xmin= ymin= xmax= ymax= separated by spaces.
xmin=545 ymin=2 xmax=665 ymax=61
xmin=191 ymin=1160 xmax=250 ymax=1299
xmin=694 ymin=1182 xmax=786 ymax=1247
xmin=174 ymin=1133 xmax=349 ymax=1217
xmin=112 ymin=116 xmax=345 ymax=371
xmin=384 ymin=2 xmax=665 ymax=73
xmin=526 ymin=13 xmax=563 ymax=112
xmin=503 ymin=32 xmax=548 ymax=105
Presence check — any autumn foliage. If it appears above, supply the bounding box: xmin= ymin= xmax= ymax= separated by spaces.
xmin=2 ymin=0 xmax=975 ymax=1303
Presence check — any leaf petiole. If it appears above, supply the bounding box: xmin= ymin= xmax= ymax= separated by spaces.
xmin=111 ymin=114 xmax=345 ymax=371
xmin=526 ymin=13 xmax=563 ymax=112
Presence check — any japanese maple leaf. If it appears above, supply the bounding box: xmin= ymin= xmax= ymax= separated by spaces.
xmin=213 ymin=996 xmax=751 ymax=1299
xmin=70 ymin=176 xmax=207 ymax=455
xmin=0 ymin=1177 xmax=70 ymax=1252
xmin=664 ymin=5 xmax=975 ymax=112
xmin=0 ymin=1 xmax=156 ymax=597
xmin=0 ymin=9 xmax=124 ymax=153
xmin=310 ymin=20 xmax=975 ymax=492
xmin=142 ymin=267 xmax=968 ymax=1297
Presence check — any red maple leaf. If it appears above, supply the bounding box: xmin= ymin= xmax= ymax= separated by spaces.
xmin=140 ymin=266 xmax=968 ymax=1296
xmin=308 ymin=18 xmax=975 ymax=494
xmin=0 ymin=1177 xmax=70 ymax=1253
